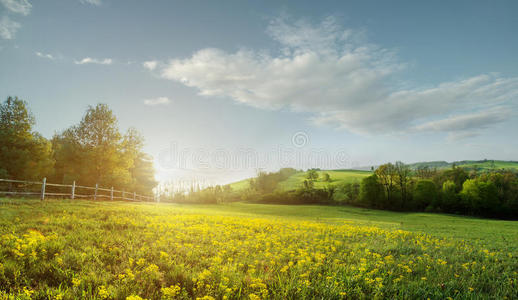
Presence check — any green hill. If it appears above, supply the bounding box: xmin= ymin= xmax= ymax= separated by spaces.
xmin=229 ymin=169 xmax=371 ymax=192
xmin=407 ymin=159 xmax=518 ymax=171
xmin=228 ymin=160 xmax=518 ymax=193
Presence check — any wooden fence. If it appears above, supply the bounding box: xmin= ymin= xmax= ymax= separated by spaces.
xmin=0 ymin=178 xmax=155 ymax=202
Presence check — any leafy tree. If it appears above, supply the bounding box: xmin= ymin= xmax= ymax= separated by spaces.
xmin=359 ymin=174 xmax=385 ymax=208
xmin=306 ymin=169 xmax=319 ymax=181
xmin=121 ymin=127 xmax=157 ymax=194
xmin=52 ymin=104 xmax=156 ymax=194
xmin=302 ymin=179 xmax=314 ymax=190
xmin=50 ymin=127 xmax=84 ymax=184
xmin=395 ymin=161 xmax=411 ymax=207
xmin=440 ymin=180 xmax=458 ymax=212
xmin=131 ymin=153 xmax=157 ymax=195
xmin=460 ymin=179 xmax=498 ymax=216
xmin=279 ymin=168 xmax=297 ymax=180
xmin=412 ymin=180 xmax=437 ymax=210
xmin=416 ymin=166 xmax=437 ymax=179
xmin=0 ymin=97 xmax=54 ymax=180
xmin=336 ymin=182 xmax=360 ymax=204
xmin=375 ymin=163 xmax=397 ymax=207
xmin=322 ymin=172 xmax=331 ymax=182
xmin=76 ymin=103 xmax=129 ymax=187
xmin=250 ymin=170 xmax=282 ymax=193
xmin=437 ymin=166 xmax=469 ymax=193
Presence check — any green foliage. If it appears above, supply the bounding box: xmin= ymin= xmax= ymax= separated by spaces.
xmin=356 ymin=162 xmax=518 ymax=219
xmin=51 ymin=104 xmax=157 ymax=194
xmin=0 ymin=98 xmax=156 ymax=195
xmin=375 ymin=163 xmax=398 ymax=207
xmin=161 ymin=183 xmax=240 ymax=204
xmin=408 ymin=159 xmax=518 ymax=172
xmin=412 ymin=180 xmax=437 ymax=210
xmin=302 ymin=179 xmax=314 ymax=189
xmin=322 ymin=172 xmax=331 ymax=182
xmin=359 ymin=174 xmax=384 ymax=208
xmin=0 ymin=97 xmax=54 ymax=180
xmin=229 ymin=170 xmax=371 ymax=192
xmin=435 ymin=166 xmax=469 ymax=193
xmin=440 ymin=180 xmax=459 ymax=212
xmin=460 ymin=179 xmax=499 ymax=217
xmin=334 ymin=182 xmax=360 ymax=204
xmin=415 ymin=165 xmax=437 ymax=179
xmin=249 ymin=168 xmax=297 ymax=194
xmin=227 ymin=164 xmax=518 ymax=219
xmin=306 ymin=169 xmax=319 ymax=181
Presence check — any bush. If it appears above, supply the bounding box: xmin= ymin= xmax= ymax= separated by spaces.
xmin=359 ymin=175 xmax=384 ymax=208
xmin=440 ymin=180 xmax=459 ymax=212
xmin=334 ymin=182 xmax=360 ymax=205
xmin=412 ymin=180 xmax=437 ymax=210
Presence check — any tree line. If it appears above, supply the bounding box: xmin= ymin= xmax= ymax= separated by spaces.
xmin=355 ymin=162 xmax=518 ymax=219
xmin=0 ymin=96 xmax=157 ymax=195
xmin=179 ymin=163 xmax=518 ymax=219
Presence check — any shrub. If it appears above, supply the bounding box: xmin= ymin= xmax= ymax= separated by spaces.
xmin=412 ymin=180 xmax=437 ymax=210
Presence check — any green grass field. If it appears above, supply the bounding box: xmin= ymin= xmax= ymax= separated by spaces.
xmin=0 ymin=198 xmax=516 ymax=299
xmin=228 ymin=170 xmax=371 ymax=192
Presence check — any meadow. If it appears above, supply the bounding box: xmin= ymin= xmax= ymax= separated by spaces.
xmin=0 ymin=198 xmax=517 ymax=299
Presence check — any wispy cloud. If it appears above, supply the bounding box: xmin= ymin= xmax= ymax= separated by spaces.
xmin=143 ymin=97 xmax=171 ymax=106
xmin=143 ymin=60 xmax=158 ymax=71
xmin=0 ymin=0 xmax=32 ymax=16
xmin=160 ymin=16 xmax=518 ymax=138
xmin=74 ymin=57 xmax=112 ymax=65
xmin=415 ymin=108 xmax=510 ymax=141
xmin=415 ymin=108 xmax=509 ymax=133
xmin=35 ymin=51 xmax=54 ymax=60
xmin=80 ymin=0 xmax=101 ymax=6
xmin=0 ymin=15 xmax=20 ymax=39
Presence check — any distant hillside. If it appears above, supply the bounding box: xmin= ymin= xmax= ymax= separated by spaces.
xmin=406 ymin=160 xmax=518 ymax=171
xmin=354 ymin=160 xmax=518 ymax=172
xmin=228 ymin=169 xmax=371 ymax=192
xmin=228 ymin=160 xmax=518 ymax=192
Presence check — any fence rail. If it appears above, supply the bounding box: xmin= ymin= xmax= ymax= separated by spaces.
xmin=0 ymin=178 xmax=155 ymax=202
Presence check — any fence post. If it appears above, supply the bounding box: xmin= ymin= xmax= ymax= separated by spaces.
xmin=110 ymin=187 xmax=114 ymax=201
xmin=133 ymin=192 xmax=136 ymax=201
xmin=122 ymin=190 xmax=124 ymax=200
xmin=94 ymin=183 xmax=98 ymax=201
xmin=71 ymin=181 xmax=75 ymax=200
xmin=40 ymin=177 xmax=46 ymax=200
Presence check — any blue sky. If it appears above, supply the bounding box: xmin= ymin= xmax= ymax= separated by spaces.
xmin=1 ymin=0 xmax=518 ymax=184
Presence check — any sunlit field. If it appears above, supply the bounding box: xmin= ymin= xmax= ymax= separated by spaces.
xmin=1 ymin=199 xmax=516 ymax=299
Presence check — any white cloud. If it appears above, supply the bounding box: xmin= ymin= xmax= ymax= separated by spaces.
xmin=0 ymin=0 xmax=32 ymax=16
xmin=0 ymin=15 xmax=20 ymax=39
xmin=415 ymin=108 xmax=510 ymax=141
xmin=80 ymin=0 xmax=101 ymax=6
xmin=35 ymin=51 xmax=54 ymax=60
xmin=144 ymin=97 xmax=171 ymax=106
xmin=143 ymin=60 xmax=158 ymax=71
xmin=415 ymin=109 xmax=508 ymax=133
xmin=446 ymin=131 xmax=480 ymax=141
xmin=74 ymin=57 xmax=112 ymax=65
xmin=159 ymin=16 xmax=518 ymax=138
